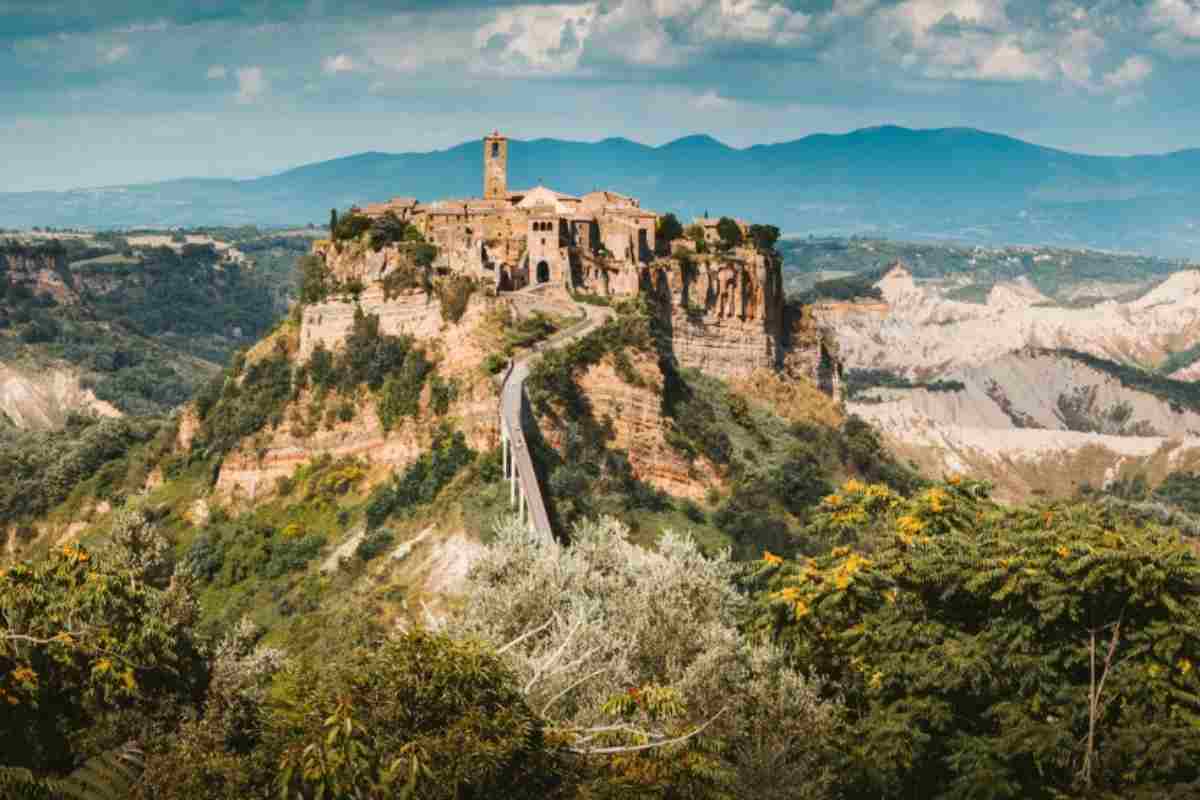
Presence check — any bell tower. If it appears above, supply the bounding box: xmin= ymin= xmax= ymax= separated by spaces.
xmin=483 ymin=130 xmax=508 ymax=201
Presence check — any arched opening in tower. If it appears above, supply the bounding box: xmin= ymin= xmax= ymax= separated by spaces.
xmin=536 ymin=260 xmax=550 ymax=284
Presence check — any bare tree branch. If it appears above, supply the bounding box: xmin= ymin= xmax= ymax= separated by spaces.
xmin=540 ymin=667 xmax=609 ymax=716
xmin=525 ymin=618 xmax=580 ymax=695
xmin=496 ymin=616 xmax=554 ymax=656
xmin=567 ymin=707 xmax=728 ymax=756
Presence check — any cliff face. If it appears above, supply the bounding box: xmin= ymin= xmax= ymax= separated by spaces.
xmin=2 ymin=249 xmax=78 ymax=305
xmin=300 ymin=286 xmax=448 ymax=361
xmin=0 ymin=363 xmax=121 ymax=429
xmin=655 ymin=251 xmax=782 ymax=378
xmin=540 ymin=352 xmax=722 ymax=501
xmin=313 ymin=239 xmax=399 ymax=284
xmin=574 ymin=246 xmax=839 ymax=386
xmin=217 ymin=292 xmax=500 ymax=499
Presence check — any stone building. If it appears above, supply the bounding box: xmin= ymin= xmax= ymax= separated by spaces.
xmin=358 ymin=131 xmax=661 ymax=292
xmin=692 ymin=215 xmax=749 ymax=246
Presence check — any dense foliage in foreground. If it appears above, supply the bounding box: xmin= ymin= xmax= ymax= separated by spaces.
xmin=754 ymin=479 xmax=1200 ymax=798
xmin=6 ymin=474 xmax=1200 ymax=798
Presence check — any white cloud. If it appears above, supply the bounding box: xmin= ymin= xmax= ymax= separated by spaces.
xmin=1145 ymin=0 xmax=1200 ymax=54
xmin=692 ymin=89 xmax=736 ymax=110
xmin=322 ymin=53 xmax=357 ymax=74
xmin=692 ymin=0 xmax=812 ymax=45
xmin=114 ymin=20 xmax=169 ymax=34
xmin=235 ymin=66 xmax=268 ymax=104
xmin=1148 ymin=0 xmax=1200 ymax=39
xmin=975 ymin=40 xmax=1052 ymax=81
xmin=102 ymin=44 xmax=130 ymax=64
xmin=1056 ymin=28 xmax=1105 ymax=88
xmin=475 ymin=4 xmax=597 ymax=74
xmin=1103 ymin=54 xmax=1153 ymax=90
xmin=206 ymin=65 xmax=227 ymax=80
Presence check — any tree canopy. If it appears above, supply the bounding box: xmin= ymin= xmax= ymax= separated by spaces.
xmin=1 ymin=529 xmax=205 ymax=780
xmin=716 ymin=217 xmax=743 ymax=250
xmin=751 ymin=478 xmax=1200 ymax=799
xmin=656 ymin=213 xmax=685 ymax=253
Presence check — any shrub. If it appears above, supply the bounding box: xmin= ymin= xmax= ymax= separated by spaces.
xmin=365 ymin=427 xmax=475 ymax=528
xmin=331 ymin=211 xmax=371 ymax=242
xmin=483 ymin=352 xmax=508 ymax=375
xmin=434 ymin=275 xmax=476 ymax=323
xmin=429 ymin=374 xmax=457 ymax=416
xmin=296 ymin=254 xmax=329 ymax=305
xmin=455 ymin=515 xmax=841 ymax=797
xmin=355 ymin=529 xmax=395 ymax=561
xmin=192 ymin=338 xmax=293 ymax=460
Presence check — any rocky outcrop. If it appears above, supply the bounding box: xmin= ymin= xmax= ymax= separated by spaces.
xmin=218 ymin=292 xmax=500 ymax=499
xmin=826 ymin=262 xmax=1200 ymax=502
xmin=0 ymin=363 xmax=120 ymax=429
xmin=572 ymin=246 xmax=840 ymax=386
xmin=822 ymin=263 xmax=1200 ymax=376
xmin=301 ymin=286 xmax=447 ymax=361
xmin=543 ymin=352 xmax=722 ymax=500
xmin=1 ymin=248 xmax=78 ymax=305
xmin=642 ymin=248 xmax=784 ymax=379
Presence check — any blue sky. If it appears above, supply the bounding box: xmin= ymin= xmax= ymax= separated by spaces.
xmin=3 ymin=0 xmax=1200 ymax=191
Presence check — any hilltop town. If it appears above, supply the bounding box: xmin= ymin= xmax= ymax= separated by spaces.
xmin=304 ymin=130 xmax=840 ymax=393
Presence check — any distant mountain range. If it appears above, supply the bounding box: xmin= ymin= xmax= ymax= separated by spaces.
xmin=5 ymin=126 xmax=1200 ymax=257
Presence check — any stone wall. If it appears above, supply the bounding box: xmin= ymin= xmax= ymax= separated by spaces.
xmin=299 ymin=285 xmax=448 ymax=360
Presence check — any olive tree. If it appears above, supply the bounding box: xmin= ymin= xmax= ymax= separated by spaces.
xmin=450 ymin=515 xmax=841 ymax=798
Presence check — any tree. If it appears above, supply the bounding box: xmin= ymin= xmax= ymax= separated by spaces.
xmin=271 ymin=630 xmax=567 ymax=800
xmin=295 ymin=254 xmax=328 ymax=306
xmin=331 ymin=211 xmax=371 ymax=242
xmin=656 ymin=213 xmax=684 ymax=254
xmin=684 ymin=223 xmax=709 ymax=254
xmin=748 ymin=223 xmax=781 ymax=254
xmin=452 ymin=515 xmax=841 ymax=798
xmin=368 ymin=212 xmax=409 ymax=252
xmin=754 ymin=478 xmax=1200 ymax=798
xmin=328 ymin=208 xmax=337 ymax=234
xmin=0 ymin=542 xmax=205 ymax=778
xmin=135 ymin=619 xmax=288 ymax=800
xmin=716 ymin=217 xmax=743 ymax=250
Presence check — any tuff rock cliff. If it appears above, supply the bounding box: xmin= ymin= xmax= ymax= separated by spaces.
xmin=577 ymin=246 xmax=843 ymax=392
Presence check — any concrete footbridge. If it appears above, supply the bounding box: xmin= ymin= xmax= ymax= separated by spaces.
xmin=498 ymin=289 xmax=613 ymax=537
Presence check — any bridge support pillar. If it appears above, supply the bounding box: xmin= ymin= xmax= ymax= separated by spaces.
xmin=502 ymin=428 xmax=509 ymax=479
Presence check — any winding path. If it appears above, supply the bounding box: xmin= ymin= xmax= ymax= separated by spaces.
xmin=498 ymin=290 xmax=613 ymax=537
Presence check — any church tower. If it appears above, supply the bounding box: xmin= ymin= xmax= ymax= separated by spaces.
xmin=483 ymin=130 xmax=508 ymax=200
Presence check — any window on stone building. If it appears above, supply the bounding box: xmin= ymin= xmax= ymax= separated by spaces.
xmin=492 ymin=141 xmax=499 ymax=158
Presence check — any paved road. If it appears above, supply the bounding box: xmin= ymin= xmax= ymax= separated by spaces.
xmin=499 ymin=294 xmax=613 ymax=537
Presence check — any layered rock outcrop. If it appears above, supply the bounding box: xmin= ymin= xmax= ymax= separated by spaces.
xmin=218 ymin=292 xmax=501 ymax=499
xmin=0 ymin=364 xmax=121 ymax=429
xmin=1 ymin=247 xmax=78 ymax=305
xmin=541 ymin=352 xmax=721 ymax=500
xmin=574 ymin=246 xmax=840 ymax=389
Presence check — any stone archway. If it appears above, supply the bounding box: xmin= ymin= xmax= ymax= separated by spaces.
xmin=536 ymin=260 xmax=550 ymax=284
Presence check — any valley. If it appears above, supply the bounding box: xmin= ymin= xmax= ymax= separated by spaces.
xmin=0 ymin=227 xmax=313 ymax=425
xmin=7 ymin=146 xmax=1200 ymax=800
